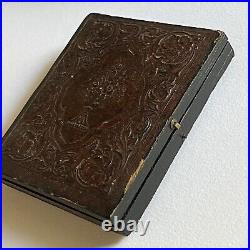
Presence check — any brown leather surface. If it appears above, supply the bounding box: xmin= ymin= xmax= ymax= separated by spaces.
xmin=3 ymin=14 xmax=219 ymax=218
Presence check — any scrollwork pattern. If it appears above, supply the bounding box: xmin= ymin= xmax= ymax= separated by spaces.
xmin=4 ymin=16 xmax=207 ymax=199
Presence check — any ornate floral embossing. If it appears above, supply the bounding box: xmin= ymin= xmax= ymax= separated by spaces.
xmin=3 ymin=15 xmax=215 ymax=215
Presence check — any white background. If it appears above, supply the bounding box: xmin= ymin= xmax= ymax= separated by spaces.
xmin=2 ymin=2 xmax=248 ymax=248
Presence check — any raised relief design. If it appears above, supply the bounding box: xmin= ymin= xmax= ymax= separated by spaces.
xmin=4 ymin=16 xmax=205 ymax=199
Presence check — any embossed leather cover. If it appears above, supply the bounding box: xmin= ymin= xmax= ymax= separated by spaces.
xmin=3 ymin=14 xmax=229 ymax=222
